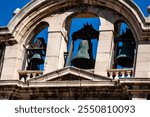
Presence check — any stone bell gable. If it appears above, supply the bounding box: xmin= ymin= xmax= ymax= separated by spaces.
xmin=0 ymin=0 xmax=150 ymax=99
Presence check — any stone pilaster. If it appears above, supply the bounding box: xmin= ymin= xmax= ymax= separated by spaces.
xmin=1 ymin=44 xmax=21 ymax=80
xmin=42 ymin=15 xmax=68 ymax=74
xmin=94 ymin=30 xmax=114 ymax=77
xmin=135 ymin=44 xmax=150 ymax=78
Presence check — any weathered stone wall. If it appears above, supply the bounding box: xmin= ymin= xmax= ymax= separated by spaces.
xmin=0 ymin=0 xmax=150 ymax=100
xmin=135 ymin=44 xmax=150 ymax=78
xmin=0 ymin=86 xmax=129 ymax=100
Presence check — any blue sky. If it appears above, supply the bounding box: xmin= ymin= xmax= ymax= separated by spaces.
xmin=0 ymin=0 xmax=149 ymax=26
xmin=0 ymin=0 xmax=30 ymax=26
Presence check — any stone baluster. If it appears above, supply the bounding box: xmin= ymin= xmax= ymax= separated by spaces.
xmin=126 ymin=71 xmax=131 ymax=78
xmin=26 ymin=73 xmax=31 ymax=81
xmin=108 ymin=71 xmax=114 ymax=79
xmin=32 ymin=72 xmax=37 ymax=78
xmin=114 ymin=71 xmax=119 ymax=80
xmin=107 ymin=69 xmax=133 ymax=79
xmin=20 ymin=77 xmax=25 ymax=82
xmin=120 ymin=71 xmax=125 ymax=78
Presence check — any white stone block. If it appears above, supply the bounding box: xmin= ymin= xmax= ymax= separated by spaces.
xmin=96 ymin=52 xmax=110 ymax=62
xmin=136 ymin=52 xmax=150 ymax=62
xmin=44 ymin=57 xmax=59 ymax=73
xmin=1 ymin=58 xmax=18 ymax=80
xmin=4 ymin=45 xmax=18 ymax=58
xmin=135 ymin=71 xmax=150 ymax=78
xmin=97 ymin=40 xmax=113 ymax=53
xmin=46 ymin=33 xmax=62 ymax=56
xmin=136 ymin=62 xmax=150 ymax=72
xmin=138 ymin=44 xmax=150 ymax=52
xmin=95 ymin=61 xmax=109 ymax=72
xmin=100 ymin=21 xmax=114 ymax=31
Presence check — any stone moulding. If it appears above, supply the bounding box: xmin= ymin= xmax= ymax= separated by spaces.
xmin=3 ymin=0 xmax=149 ymax=45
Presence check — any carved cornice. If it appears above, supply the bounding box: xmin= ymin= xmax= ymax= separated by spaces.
xmin=0 ymin=27 xmax=16 ymax=45
xmin=5 ymin=0 xmax=150 ymax=44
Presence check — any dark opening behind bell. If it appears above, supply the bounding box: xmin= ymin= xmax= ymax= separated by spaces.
xmin=115 ymin=42 xmax=134 ymax=67
xmin=28 ymin=37 xmax=46 ymax=65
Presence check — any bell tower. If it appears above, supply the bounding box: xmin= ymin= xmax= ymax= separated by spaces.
xmin=0 ymin=0 xmax=150 ymax=100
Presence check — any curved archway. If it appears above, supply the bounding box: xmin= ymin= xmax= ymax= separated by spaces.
xmin=5 ymin=0 xmax=149 ymax=77
xmin=112 ymin=21 xmax=136 ymax=70
xmin=7 ymin=0 xmax=147 ymax=44
xmin=23 ymin=21 xmax=49 ymax=71
xmin=24 ymin=21 xmax=49 ymax=45
xmin=64 ymin=12 xmax=100 ymax=69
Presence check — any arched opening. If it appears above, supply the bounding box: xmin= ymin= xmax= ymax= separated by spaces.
xmin=65 ymin=12 xmax=100 ymax=69
xmin=23 ymin=22 xmax=49 ymax=71
xmin=0 ymin=43 xmax=5 ymax=78
xmin=112 ymin=21 xmax=136 ymax=70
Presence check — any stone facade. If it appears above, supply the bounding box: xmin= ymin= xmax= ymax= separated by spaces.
xmin=0 ymin=0 xmax=150 ymax=100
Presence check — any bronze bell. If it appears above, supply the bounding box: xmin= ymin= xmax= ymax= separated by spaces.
xmin=71 ymin=40 xmax=95 ymax=69
xmin=115 ymin=42 xmax=134 ymax=67
xmin=30 ymin=53 xmax=44 ymax=64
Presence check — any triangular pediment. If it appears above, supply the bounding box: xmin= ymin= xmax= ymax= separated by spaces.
xmin=28 ymin=67 xmax=112 ymax=82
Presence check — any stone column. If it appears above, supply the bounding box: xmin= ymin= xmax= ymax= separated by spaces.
xmin=94 ymin=30 xmax=114 ymax=77
xmin=44 ymin=31 xmax=67 ymax=73
xmin=44 ymin=16 xmax=67 ymax=74
xmin=135 ymin=44 xmax=150 ymax=77
xmin=1 ymin=44 xmax=22 ymax=80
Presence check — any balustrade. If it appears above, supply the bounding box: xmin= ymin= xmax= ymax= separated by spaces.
xmin=107 ymin=69 xmax=133 ymax=79
xmin=18 ymin=70 xmax=43 ymax=82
